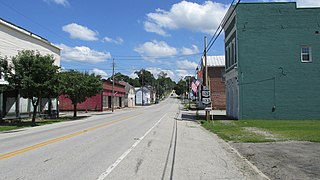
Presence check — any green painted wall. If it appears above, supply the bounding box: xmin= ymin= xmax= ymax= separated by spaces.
xmin=236 ymin=2 xmax=320 ymax=119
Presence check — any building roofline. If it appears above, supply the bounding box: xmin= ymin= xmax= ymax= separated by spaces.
xmin=0 ymin=18 xmax=61 ymax=50
xmin=102 ymin=79 xmax=126 ymax=87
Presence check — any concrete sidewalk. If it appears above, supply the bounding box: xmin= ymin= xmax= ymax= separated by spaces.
xmin=174 ymin=110 xmax=267 ymax=179
xmin=106 ymin=108 xmax=267 ymax=179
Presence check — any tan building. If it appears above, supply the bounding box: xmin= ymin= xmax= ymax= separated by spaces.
xmin=0 ymin=18 xmax=60 ymax=119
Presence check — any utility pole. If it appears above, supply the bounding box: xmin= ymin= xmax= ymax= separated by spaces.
xmin=204 ymin=36 xmax=208 ymax=87
xmin=188 ymin=76 xmax=191 ymax=109
xmin=204 ymin=36 xmax=210 ymax=121
xmin=141 ymin=71 xmax=144 ymax=106
xmin=112 ymin=58 xmax=115 ymax=112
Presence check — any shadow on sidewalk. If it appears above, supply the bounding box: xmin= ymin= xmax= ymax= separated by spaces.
xmin=181 ymin=112 xmax=197 ymax=121
xmin=180 ymin=111 xmax=230 ymax=121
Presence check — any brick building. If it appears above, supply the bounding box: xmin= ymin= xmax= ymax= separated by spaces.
xmin=59 ymin=80 xmax=125 ymax=111
xmin=207 ymin=56 xmax=226 ymax=110
xmin=198 ymin=56 xmax=226 ymax=110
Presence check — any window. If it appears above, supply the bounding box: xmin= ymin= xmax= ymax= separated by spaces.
xmin=225 ymin=49 xmax=229 ymax=68
xmin=301 ymin=47 xmax=312 ymax=62
xmin=231 ymin=42 xmax=235 ymax=64
xmin=225 ymin=38 xmax=237 ymax=70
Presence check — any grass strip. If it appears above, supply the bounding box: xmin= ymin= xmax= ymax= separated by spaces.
xmin=201 ymin=120 xmax=320 ymax=143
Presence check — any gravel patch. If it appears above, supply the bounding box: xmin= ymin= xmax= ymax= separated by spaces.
xmin=231 ymin=141 xmax=320 ymax=180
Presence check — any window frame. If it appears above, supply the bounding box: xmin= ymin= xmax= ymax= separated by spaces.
xmin=301 ymin=46 xmax=312 ymax=63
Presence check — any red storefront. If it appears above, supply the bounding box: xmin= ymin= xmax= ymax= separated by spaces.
xmin=59 ymin=80 xmax=126 ymax=111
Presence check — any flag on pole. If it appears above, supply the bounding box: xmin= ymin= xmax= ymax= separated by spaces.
xmin=191 ymin=80 xmax=201 ymax=94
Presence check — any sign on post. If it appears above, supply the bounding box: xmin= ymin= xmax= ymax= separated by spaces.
xmin=201 ymin=86 xmax=211 ymax=105
xmin=202 ymin=97 xmax=211 ymax=105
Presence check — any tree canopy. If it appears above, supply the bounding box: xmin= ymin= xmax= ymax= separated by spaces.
xmin=0 ymin=50 xmax=60 ymax=122
xmin=59 ymin=70 xmax=102 ymax=117
xmin=135 ymin=69 xmax=155 ymax=87
xmin=109 ymin=72 xmax=140 ymax=87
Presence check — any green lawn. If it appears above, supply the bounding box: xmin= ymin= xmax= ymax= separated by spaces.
xmin=0 ymin=116 xmax=88 ymax=132
xmin=201 ymin=120 xmax=320 ymax=143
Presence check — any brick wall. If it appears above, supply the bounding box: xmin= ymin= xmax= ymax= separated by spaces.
xmin=59 ymin=93 xmax=102 ymax=111
xmin=208 ymin=66 xmax=226 ymax=110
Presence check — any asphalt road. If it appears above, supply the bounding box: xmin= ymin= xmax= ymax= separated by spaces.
xmin=0 ymin=96 xmax=265 ymax=180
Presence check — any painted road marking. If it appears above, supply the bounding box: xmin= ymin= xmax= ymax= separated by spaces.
xmin=97 ymin=113 xmax=168 ymax=180
xmin=0 ymin=113 xmax=143 ymax=161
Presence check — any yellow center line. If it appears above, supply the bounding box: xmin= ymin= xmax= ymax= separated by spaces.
xmin=0 ymin=112 xmax=143 ymax=161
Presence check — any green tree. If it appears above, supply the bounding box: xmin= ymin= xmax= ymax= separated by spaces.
xmin=135 ymin=69 xmax=155 ymax=87
xmin=156 ymin=71 xmax=175 ymax=98
xmin=59 ymin=70 xmax=102 ymax=117
xmin=0 ymin=50 xmax=60 ymax=123
xmin=109 ymin=72 xmax=140 ymax=87
xmin=174 ymin=79 xmax=187 ymax=96
xmin=174 ymin=76 xmax=195 ymax=96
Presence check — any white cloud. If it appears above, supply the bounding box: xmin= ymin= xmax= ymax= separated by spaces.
xmin=134 ymin=40 xmax=177 ymax=60
xmin=181 ymin=45 xmax=199 ymax=55
xmin=62 ymin=23 xmax=98 ymax=41
xmin=144 ymin=1 xmax=228 ymax=36
xmin=144 ymin=21 xmax=170 ymax=37
xmin=92 ymin=68 xmax=108 ymax=79
xmin=103 ymin=36 xmax=124 ymax=44
xmin=44 ymin=0 xmax=69 ymax=6
xmin=260 ymin=0 xmax=320 ymax=7
xmin=58 ymin=44 xmax=111 ymax=64
xmin=176 ymin=60 xmax=198 ymax=70
xmin=129 ymin=71 xmax=138 ymax=79
xmin=176 ymin=69 xmax=192 ymax=79
xmin=146 ymin=67 xmax=175 ymax=79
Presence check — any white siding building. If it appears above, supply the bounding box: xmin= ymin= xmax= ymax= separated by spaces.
xmin=0 ymin=18 xmax=61 ymax=119
xmin=135 ymin=87 xmax=151 ymax=105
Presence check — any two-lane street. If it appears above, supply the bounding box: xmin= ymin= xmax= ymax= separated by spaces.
xmin=0 ymin=97 xmax=264 ymax=180
xmin=0 ymin=97 xmax=178 ymax=179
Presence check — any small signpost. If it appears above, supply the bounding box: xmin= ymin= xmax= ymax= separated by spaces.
xmin=201 ymin=86 xmax=211 ymax=120
xmin=201 ymin=86 xmax=211 ymax=105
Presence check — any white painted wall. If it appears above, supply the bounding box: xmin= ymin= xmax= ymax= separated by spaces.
xmin=0 ymin=19 xmax=60 ymax=66
xmin=0 ymin=19 xmax=60 ymax=117
xmin=127 ymin=87 xmax=135 ymax=107
xmin=135 ymin=87 xmax=151 ymax=105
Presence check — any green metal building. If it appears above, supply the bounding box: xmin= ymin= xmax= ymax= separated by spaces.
xmin=222 ymin=2 xmax=320 ymax=120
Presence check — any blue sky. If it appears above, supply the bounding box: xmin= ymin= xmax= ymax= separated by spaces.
xmin=0 ymin=0 xmax=319 ymax=81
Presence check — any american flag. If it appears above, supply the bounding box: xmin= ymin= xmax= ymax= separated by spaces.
xmin=191 ymin=80 xmax=200 ymax=93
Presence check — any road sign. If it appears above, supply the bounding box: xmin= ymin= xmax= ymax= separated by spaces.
xmin=202 ymin=90 xmax=210 ymax=97
xmin=202 ymin=97 xmax=211 ymax=105
xmin=203 ymin=86 xmax=209 ymax=91
xmin=201 ymin=86 xmax=211 ymax=105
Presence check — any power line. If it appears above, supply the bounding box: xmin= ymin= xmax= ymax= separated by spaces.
xmin=113 ymin=52 xmax=202 ymax=60
xmin=206 ymin=0 xmax=241 ymax=53
xmin=206 ymin=0 xmax=237 ymax=47
xmin=0 ymin=1 xmax=79 ymax=47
